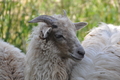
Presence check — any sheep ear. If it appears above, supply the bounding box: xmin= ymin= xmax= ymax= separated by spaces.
xmin=41 ymin=27 xmax=52 ymax=39
xmin=74 ymin=22 xmax=88 ymax=30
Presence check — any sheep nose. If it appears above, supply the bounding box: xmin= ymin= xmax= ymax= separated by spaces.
xmin=77 ymin=50 xmax=85 ymax=57
xmin=71 ymin=47 xmax=85 ymax=60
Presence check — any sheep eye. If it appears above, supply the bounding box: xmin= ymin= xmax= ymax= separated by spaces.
xmin=52 ymin=25 xmax=57 ymax=28
xmin=55 ymin=34 xmax=64 ymax=39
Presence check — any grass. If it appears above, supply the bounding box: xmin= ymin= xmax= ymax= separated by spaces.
xmin=0 ymin=0 xmax=120 ymax=53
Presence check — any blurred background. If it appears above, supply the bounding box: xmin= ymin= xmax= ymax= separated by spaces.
xmin=0 ymin=0 xmax=120 ymax=53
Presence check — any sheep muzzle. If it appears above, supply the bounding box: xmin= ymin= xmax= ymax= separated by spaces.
xmin=71 ymin=47 xmax=85 ymax=61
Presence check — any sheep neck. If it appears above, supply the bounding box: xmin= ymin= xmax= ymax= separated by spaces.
xmin=25 ymin=38 xmax=75 ymax=80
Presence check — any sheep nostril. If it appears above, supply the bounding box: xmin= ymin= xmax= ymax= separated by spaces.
xmin=77 ymin=51 xmax=85 ymax=57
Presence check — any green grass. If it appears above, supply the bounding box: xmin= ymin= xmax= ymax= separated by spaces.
xmin=0 ymin=0 xmax=120 ymax=53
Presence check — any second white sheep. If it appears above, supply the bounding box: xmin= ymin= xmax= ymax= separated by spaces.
xmin=71 ymin=23 xmax=120 ymax=80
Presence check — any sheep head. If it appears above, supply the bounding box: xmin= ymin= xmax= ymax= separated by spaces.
xmin=28 ymin=14 xmax=87 ymax=61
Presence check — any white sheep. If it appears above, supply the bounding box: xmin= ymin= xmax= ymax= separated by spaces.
xmin=25 ymin=13 xmax=87 ymax=80
xmin=71 ymin=23 xmax=120 ymax=80
xmin=0 ymin=40 xmax=25 ymax=80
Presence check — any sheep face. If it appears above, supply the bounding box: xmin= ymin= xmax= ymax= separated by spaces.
xmin=29 ymin=14 xmax=87 ymax=61
xmin=49 ymin=20 xmax=86 ymax=61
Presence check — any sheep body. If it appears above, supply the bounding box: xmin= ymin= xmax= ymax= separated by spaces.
xmin=25 ymin=25 xmax=73 ymax=80
xmin=0 ymin=40 xmax=25 ymax=80
xmin=25 ymin=14 xmax=85 ymax=80
xmin=71 ymin=23 xmax=120 ymax=80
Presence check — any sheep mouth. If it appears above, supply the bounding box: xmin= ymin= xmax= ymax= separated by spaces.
xmin=70 ymin=54 xmax=83 ymax=61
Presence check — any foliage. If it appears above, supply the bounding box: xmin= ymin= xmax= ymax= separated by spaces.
xmin=0 ymin=0 xmax=120 ymax=53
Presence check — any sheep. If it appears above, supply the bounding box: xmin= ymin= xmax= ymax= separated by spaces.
xmin=0 ymin=40 xmax=25 ymax=80
xmin=71 ymin=23 xmax=120 ymax=80
xmin=25 ymin=13 xmax=88 ymax=80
